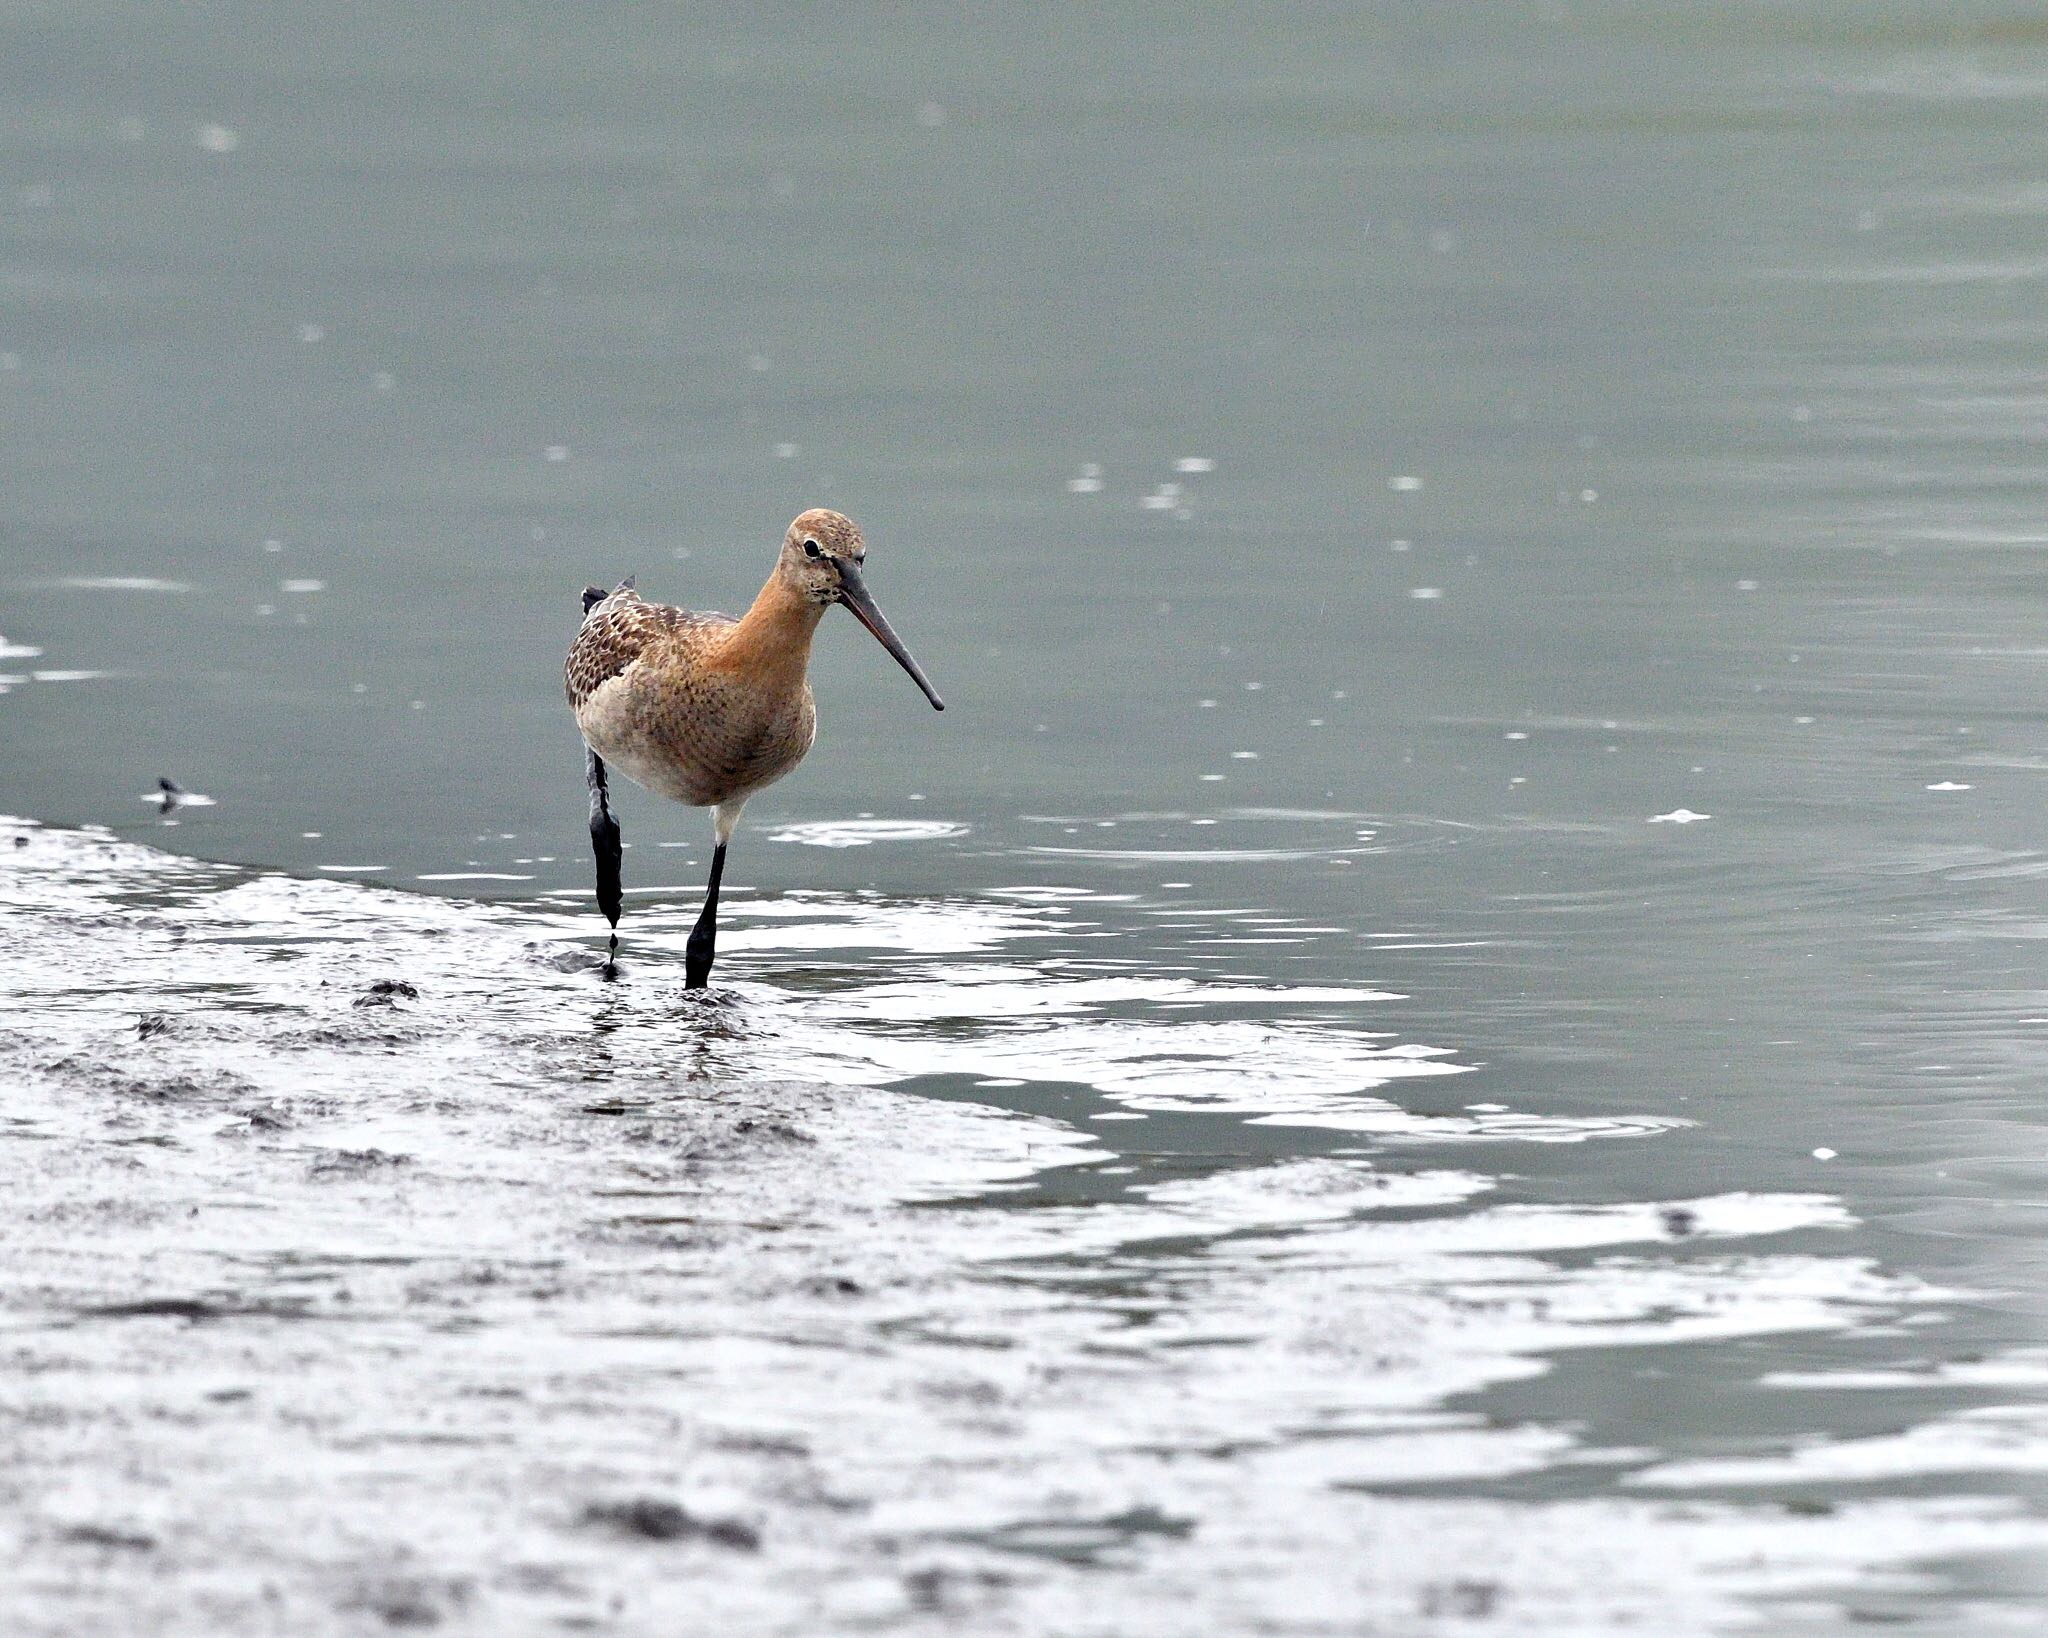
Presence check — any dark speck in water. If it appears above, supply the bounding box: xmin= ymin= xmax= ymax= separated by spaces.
xmin=732 ymin=1116 xmax=812 ymax=1144
xmin=82 ymin=1297 xmax=222 ymax=1321
xmin=1421 ymin=1580 xmax=1504 ymax=1619
xmin=581 ymin=1498 xmax=762 ymax=1552
xmin=903 ymin=1562 xmax=1015 ymax=1614
xmin=803 ymin=1274 xmax=865 ymax=1297
xmin=59 ymin=1523 xmax=158 ymax=1551
xmin=342 ymin=1575 xmax=470 ymax=1629
xmin=309 ymin=1148 xmax=412 ymax=1177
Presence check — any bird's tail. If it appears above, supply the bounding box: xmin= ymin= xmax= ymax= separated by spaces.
xmin=580 ymin=576 xmax=637 ymax=617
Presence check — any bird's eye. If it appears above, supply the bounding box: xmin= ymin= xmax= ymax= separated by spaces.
xmin=803 ymin=539 xmax=822 ymax=559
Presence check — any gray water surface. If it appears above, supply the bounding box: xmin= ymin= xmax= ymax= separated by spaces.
xmin=4 ymin=3 xmax=2048 ymax=1631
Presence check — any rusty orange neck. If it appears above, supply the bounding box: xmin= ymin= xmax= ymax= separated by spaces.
xmin=717 ymin=568 xmax=825 ymax=685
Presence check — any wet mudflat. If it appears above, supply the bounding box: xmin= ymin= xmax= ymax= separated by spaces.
xmin=3 ymin=814 xmax=2046 ymax=1635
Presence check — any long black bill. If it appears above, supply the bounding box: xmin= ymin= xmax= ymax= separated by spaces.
xmin=835 ymin=560 xmax=945 ymax=711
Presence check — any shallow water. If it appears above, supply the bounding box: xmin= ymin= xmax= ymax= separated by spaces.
xmin=6 ymin=2 xmax=2048 ymax=1632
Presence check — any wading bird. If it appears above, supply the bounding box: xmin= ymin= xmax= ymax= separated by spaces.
xmin=566 ymin=508 xmax=944 ymax=987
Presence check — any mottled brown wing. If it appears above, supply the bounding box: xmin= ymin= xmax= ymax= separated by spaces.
xmin=565 ymin=588 xmax=734 ymax=711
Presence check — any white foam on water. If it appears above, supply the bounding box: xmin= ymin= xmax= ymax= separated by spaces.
xmin=1634 ymin=1405 xmax=2048 ymax=1488
xmin=764 ymin=818 xmax=970 ymax=848
xmin=416 ymin=872 xmax=534 ymax=882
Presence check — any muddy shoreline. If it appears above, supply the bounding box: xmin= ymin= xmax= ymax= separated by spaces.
xmin=4 ymin=817 xmax=2045 ymax=1634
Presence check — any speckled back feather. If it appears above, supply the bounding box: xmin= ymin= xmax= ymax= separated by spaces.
xmin=564 ymin=586 xmax=733 ymax=713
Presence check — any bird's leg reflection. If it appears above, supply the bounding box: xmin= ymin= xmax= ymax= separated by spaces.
xmin=577 ymin=982 xmax=749 ymax=1093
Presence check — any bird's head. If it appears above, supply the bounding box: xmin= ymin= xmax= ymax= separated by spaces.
xmin=778 ymin=508 xmax=944 ymax=710
xmin=780 ymin=508 xmax=867 ymax=602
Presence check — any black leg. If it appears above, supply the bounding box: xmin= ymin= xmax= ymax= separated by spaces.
xmin=586 ymin=744 xmax=623 ymax=977
xmin=684 ymin=841 xmax=727 ymax=990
